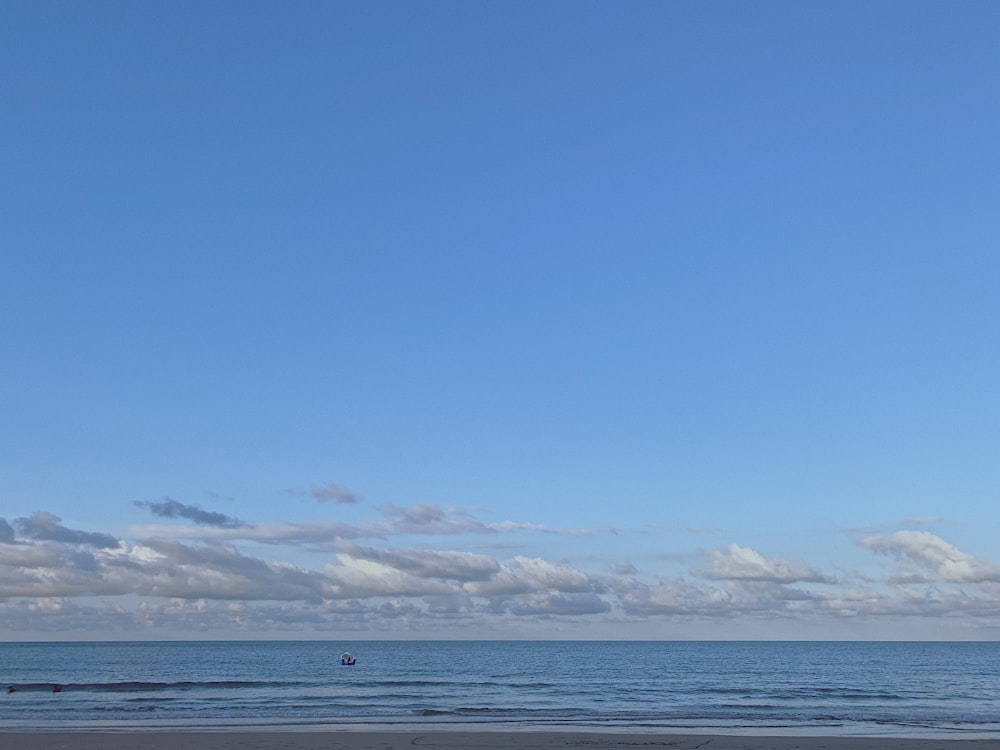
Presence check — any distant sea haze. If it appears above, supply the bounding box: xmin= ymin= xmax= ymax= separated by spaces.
xmin=2 ymin=641 xmax=999 ymax=737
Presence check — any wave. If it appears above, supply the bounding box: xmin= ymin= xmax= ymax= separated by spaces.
xmin=414 ymin=705 xmax=1000 ymax=732
xmin=4 ymin=642 xmax=999 ymax=735
xmin=5 ymin=680 xmax=298 ymax=693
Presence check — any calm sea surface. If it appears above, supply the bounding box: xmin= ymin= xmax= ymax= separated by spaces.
xmin=1 ymin=641 xmax=998 ymax=736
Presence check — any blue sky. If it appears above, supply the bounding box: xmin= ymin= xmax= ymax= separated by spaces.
xmin=2 ymin=1 xmax=999 ymax=640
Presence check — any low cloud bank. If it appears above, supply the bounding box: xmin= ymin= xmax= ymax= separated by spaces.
xmin=2 ymin=504 xmax=999 ymax=637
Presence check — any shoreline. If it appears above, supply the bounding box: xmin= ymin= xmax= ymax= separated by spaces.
xmin=4 ymin=722 xmax=1000 ymax=738
xmin=2 ymin=729 xmax=1000 ymax=749
xmin=0 ymin=730 xmax=999 ymax=750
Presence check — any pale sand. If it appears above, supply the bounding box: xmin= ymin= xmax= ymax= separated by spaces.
xmin=1 ymin=732 xmax=998 ymax=750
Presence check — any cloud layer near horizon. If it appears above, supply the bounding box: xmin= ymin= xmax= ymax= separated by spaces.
xmin=2 ymin=504 xmax=999 ymax=638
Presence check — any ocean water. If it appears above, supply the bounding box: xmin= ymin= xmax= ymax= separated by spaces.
xmin=1 ymin=641 xmax=998 ymax=737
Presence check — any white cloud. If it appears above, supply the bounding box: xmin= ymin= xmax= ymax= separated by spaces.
xmin=14 ymin=512 xmax=119 ymax=548
xmin=6 ymin=504 xmax=1000 ymax=637
xmin=127 ymin=503 xmax=506 ymax=547
xmin=323 ymin=554 xmax=459 ymax=598
xmin=126 ymin=520 xmax=366 ymax=546
xmin=463 ymin=556 xmax=591 ymax=597
xmin=860 ymin=531 xmax=1000 ymax=583
xmin=490 ymin=520 xmax=618 ymax=535
xmin=505 ymin=591 xmax=611 ymax=616
xmin=336 ymin=542 xmax=500 ymax=582
xmin=375 ymin=503 xmax=494 ymax=536
xmin=611 ymin=576 xmax=719 ymax=616
xmin=698 ymin=544 xmax=836 ymax=584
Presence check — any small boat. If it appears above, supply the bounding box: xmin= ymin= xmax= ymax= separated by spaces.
xmin=341 ymin=652 xmax=356 ymax=666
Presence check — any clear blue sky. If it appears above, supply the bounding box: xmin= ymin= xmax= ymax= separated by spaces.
xmin=2 ymin=1 xmax=999 ymax=639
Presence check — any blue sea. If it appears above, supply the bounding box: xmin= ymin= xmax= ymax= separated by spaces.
xmin=1 ymin=641 xmax=999 ymax=737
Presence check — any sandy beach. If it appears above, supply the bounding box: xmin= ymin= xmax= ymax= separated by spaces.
xmin=2 ymin=732 xmax=999 ymax=750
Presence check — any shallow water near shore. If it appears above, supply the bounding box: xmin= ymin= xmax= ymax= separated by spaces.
xmin=2 ymin=641 xmax=998 ymax=736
